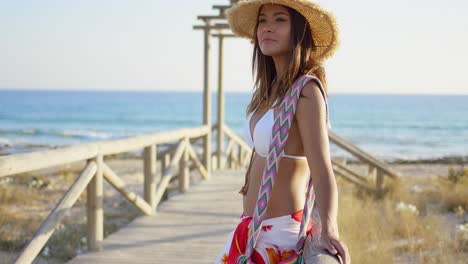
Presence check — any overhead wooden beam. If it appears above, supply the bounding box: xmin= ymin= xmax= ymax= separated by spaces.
xmin=212 ymin=5 xmax=231 ymax=11
xmin=197 ymin=15 xmax=225 ymax=20
xmin=212 ymin=34 xmax=237 ymax=38
xmin=193 ymin=24 xmax=231 ymax=30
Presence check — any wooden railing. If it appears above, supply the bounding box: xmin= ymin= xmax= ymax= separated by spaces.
xmin=327 ymin=129 xmax=401 ymax=195
xmin=0 ymin=126 xmax=210 ymax=264
xmin=0 ymin=122 xmax=401 ymax=263
xmin=217 ymin=124 xmax=401 ymax=196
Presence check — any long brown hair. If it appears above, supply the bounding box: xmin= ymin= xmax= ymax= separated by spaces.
xmin=240 ymin=5 xmax=329 ymax=195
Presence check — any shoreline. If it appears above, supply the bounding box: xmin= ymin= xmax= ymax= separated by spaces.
xmin=1 ymin=142 xmax=467 ymax=165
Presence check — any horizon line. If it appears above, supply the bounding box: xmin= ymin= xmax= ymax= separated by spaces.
xmin=0 ymin=88 xmax=467 ymax=96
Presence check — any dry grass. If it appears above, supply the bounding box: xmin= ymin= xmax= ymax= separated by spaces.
xmin=0 ymin=183 xmax=51 ymax=251
xmin=0 ymin=184 xmax=43 ymax=205
xmin=429 ymin=168 xmax=468 ymax=212
xmin=0 ymin=163 xmax=147 ymax=262
xmin=0 ymin=206 xmax=42 ymax=251
xmin=337 ymin=165 xmax=468 ymax=263
xmin=0 ymin=168 xmax=90 ymax=257
xmin=39 ymin=203 xmax=140 ymax=261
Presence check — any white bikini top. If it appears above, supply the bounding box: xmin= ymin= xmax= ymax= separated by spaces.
xmin=243 ymin=77 xmax=332 ymax=159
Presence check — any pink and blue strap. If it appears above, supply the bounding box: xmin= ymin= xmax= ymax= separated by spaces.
xmin=238 ymin=75 xmax=328 ymax=263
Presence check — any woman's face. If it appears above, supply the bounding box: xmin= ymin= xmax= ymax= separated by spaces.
xmin=256 ymin=4 xmax=291 ymax=57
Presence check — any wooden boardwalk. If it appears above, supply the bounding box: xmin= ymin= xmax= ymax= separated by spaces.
xmin=68 ymin=170 xmax=243 ymax=263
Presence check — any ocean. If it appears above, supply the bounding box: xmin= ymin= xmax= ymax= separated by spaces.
xmin=0 ymin=90 xmax=467 ymax=162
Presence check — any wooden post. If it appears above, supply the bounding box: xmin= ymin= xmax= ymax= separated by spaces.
xmin=179 ymin=138 xmax=190 ymax=192
xmin=87 ymin=155 xmax=103 ymax=251
xmin=228 ymin=149 xmax=233 ymax=169
xmin=238 ymin=145 xmax=243 ymax=170
xmin=161 ymin=153 xmax=170 ymax=177
xmin=368 ymin=165 xmax=377 ymax=179
xmin=144 ymin=144 xmax=156 ymax=213
xmin=340 ymin=158 xmax=347 ymax=166
xmin=376 ymin=169 xmax=384 ymax=197
xmin=216 ymin=33 xmax=225 ymax=171
xmin=231 ymin=148 xmax=238 ymax=170
xmin=203 ymin=20 xmax=213 ymax=178
xmin=160 ymin=152 xmax=170 ymax=202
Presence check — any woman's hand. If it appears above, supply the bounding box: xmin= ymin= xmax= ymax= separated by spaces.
xmin=319 ymin=231 xmax=351 ymax=264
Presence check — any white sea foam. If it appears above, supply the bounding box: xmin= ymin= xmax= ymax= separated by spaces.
xmin=0 ymin=137 xmax=11 ymax=144
xmin=60 ymin=130 xmax=114 ymax=139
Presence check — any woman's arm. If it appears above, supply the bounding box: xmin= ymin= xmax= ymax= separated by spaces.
xmin=296 ymin=80 xmax=351 ymax=263
xmin=295 ymin=80 xmax=339 ymax=237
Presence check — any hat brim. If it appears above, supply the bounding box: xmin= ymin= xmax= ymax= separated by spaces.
xmin=226 ymin=0 xmax=339 ymax=62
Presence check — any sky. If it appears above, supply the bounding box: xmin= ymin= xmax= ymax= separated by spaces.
xmin=0 ymin=0 xmax=467 ymax=94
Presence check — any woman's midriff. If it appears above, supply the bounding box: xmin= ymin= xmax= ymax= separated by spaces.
xmin=242 ymin=154 xmax=310 ymax=219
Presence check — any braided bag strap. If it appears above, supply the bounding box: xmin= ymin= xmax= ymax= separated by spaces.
xmin=238 ymin=75 xmax=324 ymax=264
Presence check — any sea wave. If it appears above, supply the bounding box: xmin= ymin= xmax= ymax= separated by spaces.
xmin=58 ymin=130 xmax=116 ymax=140
xmin=0 ymin=128 xmax=40 ymax=135
xmin=0 ymin=128 xmax=132 ymax=140
xmin=0 ymin=137 xmax=11 ymax=145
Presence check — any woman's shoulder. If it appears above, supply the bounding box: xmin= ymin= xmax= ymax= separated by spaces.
xmin=298 ymin=74 xmax=322 ymax=86
xmin=297 ymin=75 xmax=323 ymax=98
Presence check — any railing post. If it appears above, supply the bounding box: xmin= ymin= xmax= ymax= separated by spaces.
xmin=376 ymin=169 xmax=384 ymax=197
xmin=161 ymin=153 xmax=170 ymax=177
xmin=232 ymin=148 xmax=238 ymax=170
xmin=203 ymin=20 xmax=212 ymax=179
xmin=368 ymin=165 xmax=376 ymax=179
xmin=179 ymin=138 xmax=190 ymax=192
xmin=144 ymin=144 xmax=157 ymax=213
xmin=228 ymin=148 xmax=233 ymax=169
xmin=237 ymin=145 xmax=243 ymax=170
xmin=216 ymin=33 xmax=225 ymax=171
xmin=340 ymin=158 xmax=347 ymax=166
xmin=87 ymin=155 xmax=103 ymax=251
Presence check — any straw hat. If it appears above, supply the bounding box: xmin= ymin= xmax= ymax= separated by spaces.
xmin=226 ymin=0 xmax=339 ymax=62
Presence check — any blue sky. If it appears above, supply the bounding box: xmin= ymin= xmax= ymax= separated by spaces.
xmin=0 ymin=0 xmax=467 ymax=94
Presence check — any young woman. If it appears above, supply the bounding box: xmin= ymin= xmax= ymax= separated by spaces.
xmin=215 ymin=1 xmax=350 ymax=263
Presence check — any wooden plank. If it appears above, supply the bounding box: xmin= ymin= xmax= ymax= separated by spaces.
xmin=67 ymin=170 xmax=243 ymax=264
